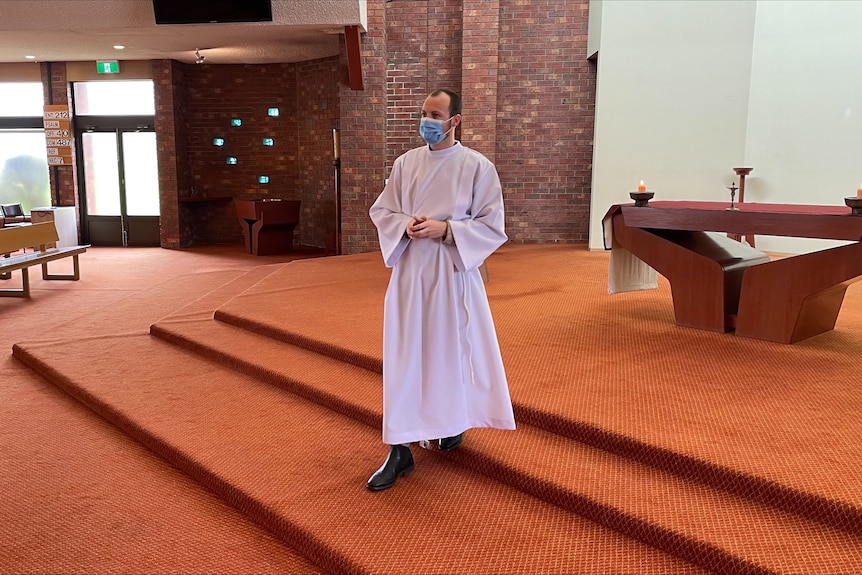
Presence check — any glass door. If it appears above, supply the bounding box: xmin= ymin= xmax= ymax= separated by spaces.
xmin=82 ymin=129 xmax=159 ymax=246
xmin=121 ymin=131 xmax=160 ymax=246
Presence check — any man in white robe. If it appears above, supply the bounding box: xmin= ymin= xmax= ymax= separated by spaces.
xmin=367 ymin=88 xmax=516 ymax=491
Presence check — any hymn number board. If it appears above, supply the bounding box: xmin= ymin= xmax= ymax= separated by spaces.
xmin=43 ymin=104 xmax=73 ymax=166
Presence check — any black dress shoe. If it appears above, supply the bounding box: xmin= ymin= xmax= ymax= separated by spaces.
xmin=366 ymin=444 xmax=414 ymax=491
xmin=438 ymin=432 xmax=464 ymax=451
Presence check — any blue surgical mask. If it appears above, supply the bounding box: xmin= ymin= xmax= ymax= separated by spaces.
xmin=419 ymin=116 xmax=454 ymax=145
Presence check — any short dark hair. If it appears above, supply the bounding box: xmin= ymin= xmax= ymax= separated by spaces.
xmin=430 ymin=88 xmax=462 ymax=117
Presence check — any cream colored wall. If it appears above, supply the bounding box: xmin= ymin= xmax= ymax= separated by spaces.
xmin=66 ymin=60 xmax=152 ymax=81
xmin=0 ymin=61 xmax=153 ymax=82
xmin=743 ymin=0 xmax=862 ymax=254
xmin=0 ymin=62 xmax=41 ymax=81
xmin=588 ymin=0 xmax=756 ymax=250
xmin=588 ymin=0 xmax=862 ymax=254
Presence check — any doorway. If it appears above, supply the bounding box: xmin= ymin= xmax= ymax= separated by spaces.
xmin=73 ymin=80 xmax=159 ymax=247
xmin=80 ymin=128 xmax=160 ymax=246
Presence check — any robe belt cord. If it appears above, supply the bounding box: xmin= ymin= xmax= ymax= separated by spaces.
xmin=460 ymin=271 xmax=477 ymax=386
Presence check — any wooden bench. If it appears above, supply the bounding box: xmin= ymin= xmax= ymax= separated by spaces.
xmin=0 ymin=222 xmax=89 ymax=298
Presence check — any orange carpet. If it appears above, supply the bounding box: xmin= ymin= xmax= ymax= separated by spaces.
xmin=5 ymin=243 xmax=862 ymax=573
xmin=0 ymin=245 xmax=324 ymax=574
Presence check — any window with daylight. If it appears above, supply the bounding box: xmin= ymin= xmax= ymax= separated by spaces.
xmin=0 ymin=82 xmax=51 ymax=211
xmin=73 ymin=80 xmax=155 ymax=116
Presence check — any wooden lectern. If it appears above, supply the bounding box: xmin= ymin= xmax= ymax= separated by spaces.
xmin=234 ymin=199 xmax=301 ymax=256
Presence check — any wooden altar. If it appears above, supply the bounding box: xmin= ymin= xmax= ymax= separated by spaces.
xmin=605 ymin=201 xmax=862 ymax=343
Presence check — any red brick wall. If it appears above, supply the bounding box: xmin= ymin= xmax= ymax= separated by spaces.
xmin=184 ymin=64 xmax=298 ymax=202
xmin=461 ymin=0 xmax=499 ymax=162
xmin=152 ymin=59 xmax=189 ymax=247
xmin=385 ymin=0 xmax=463 ymax=170
xmin=496 ymin=0 xmax=595 ymax=243
xmin=181 ymin=63 xmax=298 ymax=245
xmin=152 ymin=60 xmax=340 ymax=247
xmin=338 ymin=1 xmax=389 ymax=255
xmin=296 ymin=58 xmax=341 ymax=249
xmin=41 ymin=0 xmax=595 ymax=252
xmin=337 ymin=0 xmax=595 ymax=254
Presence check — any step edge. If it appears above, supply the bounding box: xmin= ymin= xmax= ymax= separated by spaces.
xmin=152 ymin=318 xmax=862 ymax=539
xmin=213 ymin=309 xmax=383 ymax=374
xmin=146 ymin=323 xmax=859 ymax=574
xmin=12 ymin=342 xmax=364 ymax=575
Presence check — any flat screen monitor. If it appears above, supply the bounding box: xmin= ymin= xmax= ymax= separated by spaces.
xmin=152 ymin=0 xmax=273 ymax=24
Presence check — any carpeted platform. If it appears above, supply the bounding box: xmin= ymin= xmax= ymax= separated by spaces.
xmin=11 ymin=244 xmax=862 ymax=573
xmin=0 ymin=245 xmax=325 ymax=574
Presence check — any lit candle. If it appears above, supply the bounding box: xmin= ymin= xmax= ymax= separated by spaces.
xmin=638 ymin=180 xmax=646 ymax=192
xmin=857 ymin=183 xmax=862 ymax=198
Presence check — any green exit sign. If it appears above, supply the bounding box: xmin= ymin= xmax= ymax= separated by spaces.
xmin=96 ymin=60 xmax=120 ymax=74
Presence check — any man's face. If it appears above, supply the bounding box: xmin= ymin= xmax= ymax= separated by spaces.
xmin=421 ymin=92 xmax=453 ymax=123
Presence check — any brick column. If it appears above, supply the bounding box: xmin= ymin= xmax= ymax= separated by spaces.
xmin=460 ymin=0 xmax=499 ymax=163
xmin=339 ymin=2 xmax=388 ymax=255
xmin=40 ymin=62 xmax=77 ymax=209
xmin=152 ymin=59 xmax=190 ymax=248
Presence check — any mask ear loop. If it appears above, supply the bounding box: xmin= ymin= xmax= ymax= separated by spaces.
xmin=443 ymin=115 xmax=459 ymax=137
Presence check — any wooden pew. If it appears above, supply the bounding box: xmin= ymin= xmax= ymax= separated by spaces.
xmin=0 ymin=222 xmax=89 ymax=298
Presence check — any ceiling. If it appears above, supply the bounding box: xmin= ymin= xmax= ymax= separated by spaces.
xmin=0 ymin=0 xmax=366 ymax=65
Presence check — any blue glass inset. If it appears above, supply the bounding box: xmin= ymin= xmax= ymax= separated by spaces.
xmin=230 ymin=118 xmax=242 ymax=127
xmin=212 ymin=137 xmax=225 ymax=146
xmin=267 ymin=108 xmax=279 ymax=117
xmin=226 ymin=157 xmax=238 ymax=165
xmin=258 ymin=175 xmax=269 ymax=184
xmin=262 ymin=138 xmax=274 ymax=146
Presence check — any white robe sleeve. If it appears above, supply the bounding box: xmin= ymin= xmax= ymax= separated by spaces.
xmin=369 ymin=162 xmax=412 ymax=268
xmin=448 ymin=159 xmax=508 ymax=272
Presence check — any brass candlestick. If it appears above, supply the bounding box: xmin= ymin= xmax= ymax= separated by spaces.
xmin=845 ymin=197 xmax=862 ymax=215
xmin=629 ymin=191 xmax=655 ymax=207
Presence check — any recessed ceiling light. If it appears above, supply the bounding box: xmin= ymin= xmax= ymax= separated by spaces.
xmin=113 ymin=45 xmax=125 ymax=50
xmin=25 ymin=55 xmax=35 ymax=59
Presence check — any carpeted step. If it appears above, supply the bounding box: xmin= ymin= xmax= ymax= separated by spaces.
xmin=0 ymin=362 xmax=321 ymax=574
xmin=205 ymin=248 xmax=862 ymax=541
xmin=148 ymin=316 xmax=862 ymax=574
xmin=12 ymin=334 xmax=702 ymax=575
xmin=211 ymin=252 xmax=388 ymax=373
